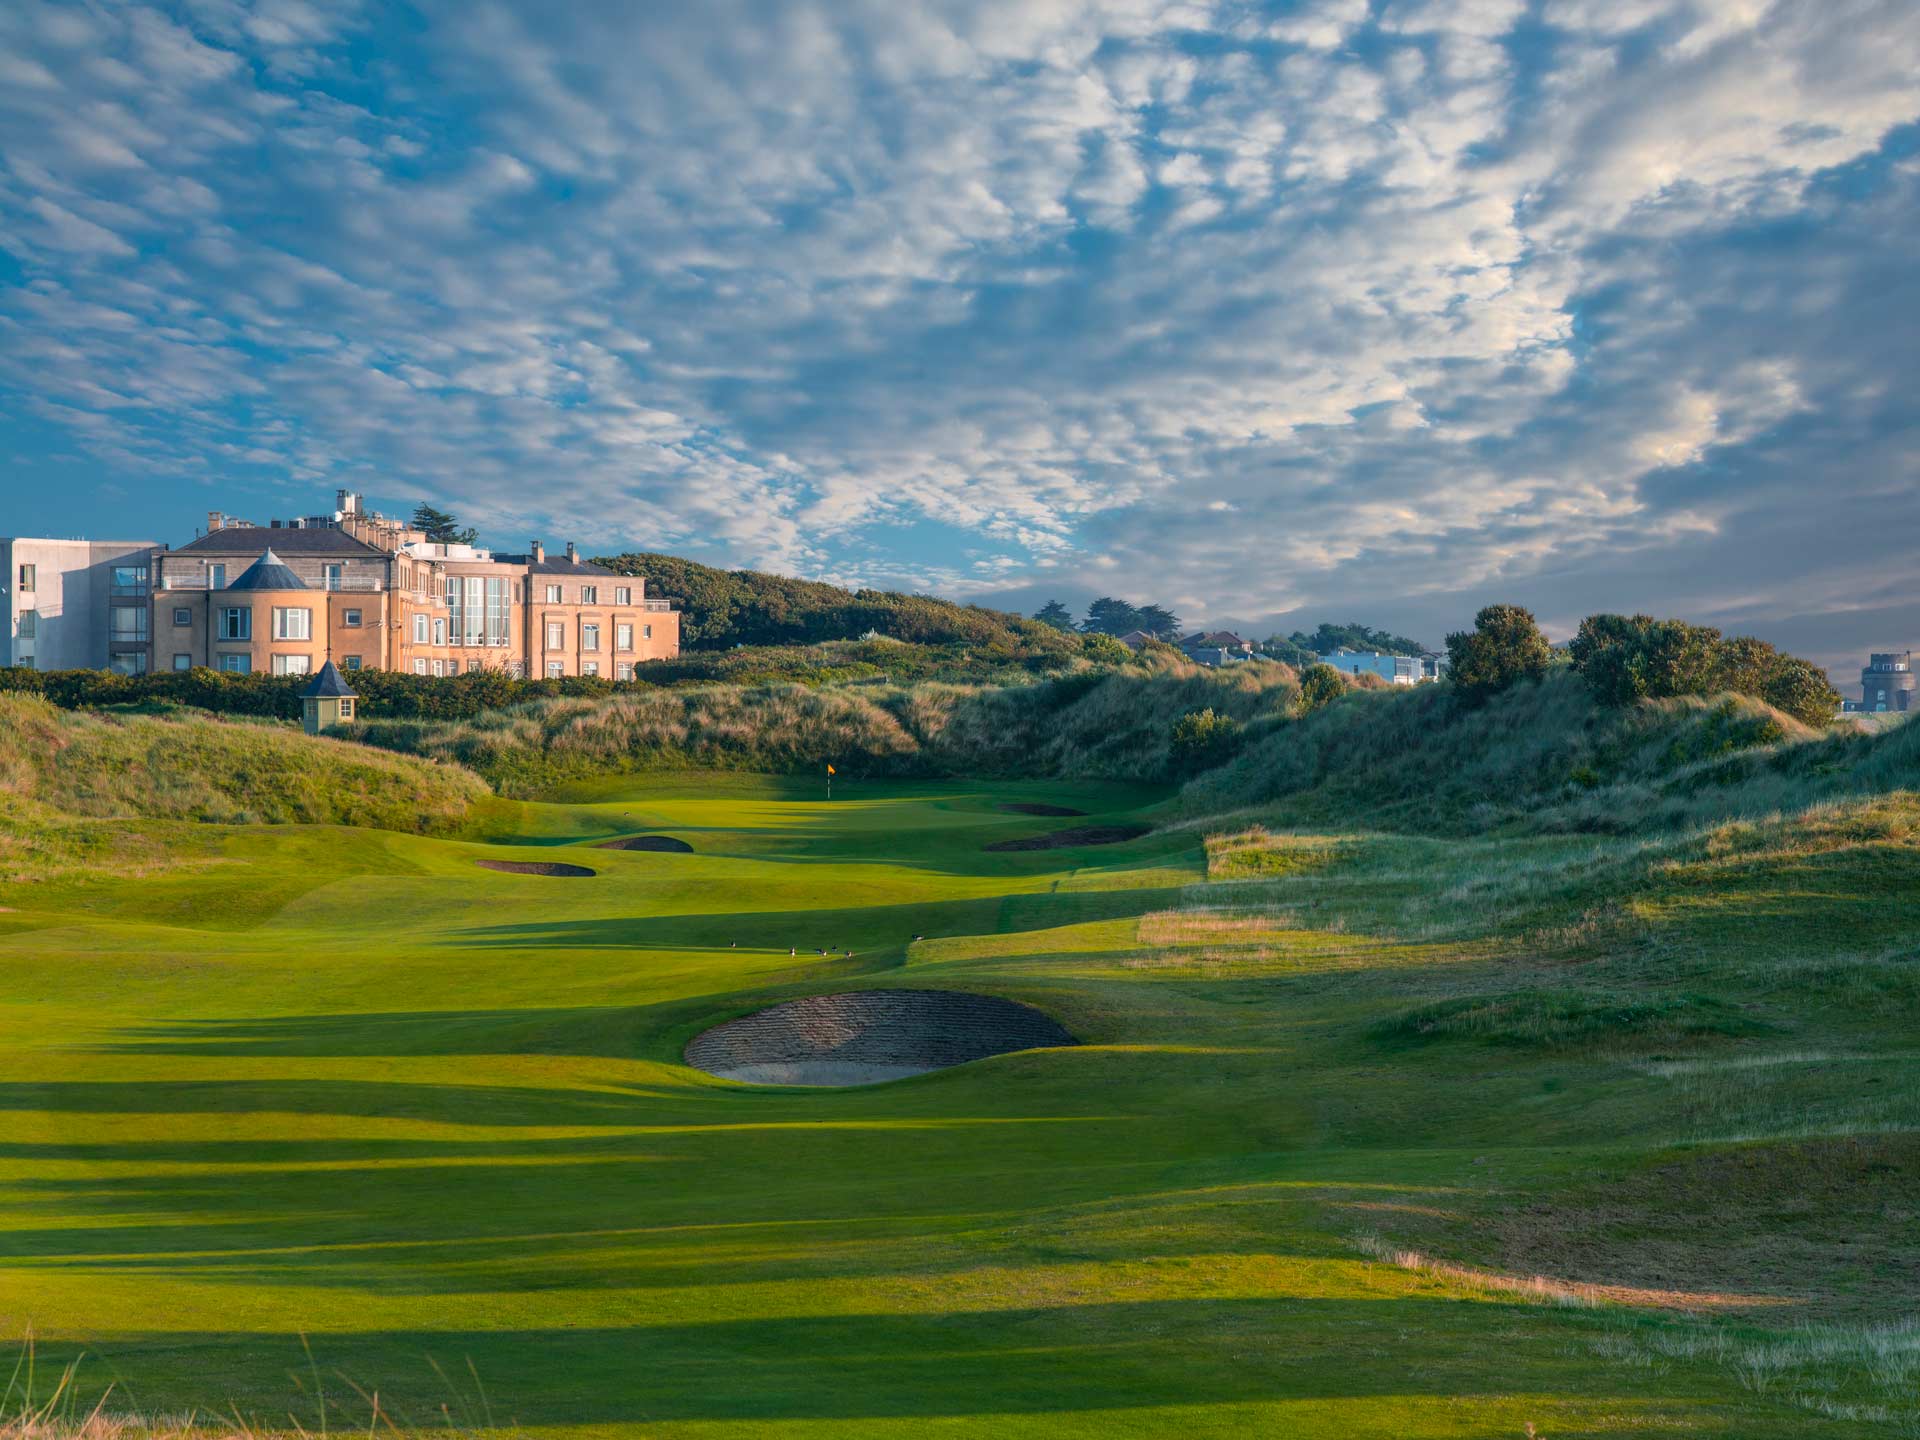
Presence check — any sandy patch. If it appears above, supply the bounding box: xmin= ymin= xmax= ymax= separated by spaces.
xmin=476 ymin=859 xmax=597 ymax=877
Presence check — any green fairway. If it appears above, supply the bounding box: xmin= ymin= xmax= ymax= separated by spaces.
xmin=2 ymin=773 xmax=1915 ymax=1437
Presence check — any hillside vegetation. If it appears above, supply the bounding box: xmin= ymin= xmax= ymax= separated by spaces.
xmin=596 ymin=550 xmax=1075 ymax=654
xmin=0 ymin=693 xmax=485 ymax=833
xmin=345 ymin=652 xmax=1318 ymax=793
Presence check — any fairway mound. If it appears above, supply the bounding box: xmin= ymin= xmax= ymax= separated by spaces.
xmin=685 ymin=989 xmax=1077 ymax=1086
xmin=596 ymin=834 xmax=694 ymax=853
xmin=985 ymin=823 xmax=1150 ymax=852
xmin=1000 ymin=803 xmax=1087 ymax=817
xmin=476 ymin=859 xmax=597 ymax=878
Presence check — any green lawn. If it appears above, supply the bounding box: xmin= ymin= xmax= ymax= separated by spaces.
xmin=2 ymin=773 xmax=1915 ymax=1437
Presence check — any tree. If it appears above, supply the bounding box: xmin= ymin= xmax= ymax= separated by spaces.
xmin=1082 ymin=597 xmax=1145 ymax=636
xmin=1445 ymin=604 xmax=1552 ymax=702
xmin=1295 ymin=663 xmax=1347 ymax=715
xmin=1134 ymin=604 xmax=1183 ymax=641
xmin=412 ymin=503 xmax=478 ymax=545
xmin=1289 ymin=622 xmax=1429 ymax=658
xmin=1033 ymin=600 xmax=1076 ymax=630
xmin=1260 ymin=635 xmax=1320 ymax=668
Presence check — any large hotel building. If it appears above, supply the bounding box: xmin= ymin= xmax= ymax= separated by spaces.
xmin=2 ymin=492 xmax=679 ymax=678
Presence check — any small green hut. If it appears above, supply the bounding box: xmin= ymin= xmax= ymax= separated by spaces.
xmin=301 ymin=660 xmax=358 ymax=735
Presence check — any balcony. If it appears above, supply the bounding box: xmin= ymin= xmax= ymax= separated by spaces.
xmin=640 ymin=599 xmax=676 ymax=611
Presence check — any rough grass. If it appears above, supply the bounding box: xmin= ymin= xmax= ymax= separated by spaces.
xmin=343 ymin=655 xmax=1306 ymax=794
xmin=0 ymin=695 xmax=485 ymax=835
xmin=1372 ymin=989 xmax=1766 ymax=1048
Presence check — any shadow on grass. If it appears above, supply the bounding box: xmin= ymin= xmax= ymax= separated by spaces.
xmin=24 ymin=1299 xmax=1727 ymax=1429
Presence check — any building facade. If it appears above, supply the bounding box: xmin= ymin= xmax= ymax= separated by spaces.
xmin=1 ymin=538 xmax=161 ymax=672
xmin=1860 ymin=652 xmax=1915 ymax=713
xmin=1314 ymin=647 xmax=1446 ymax=684
xmin=9 ymin=492 xmax=678 ymax=678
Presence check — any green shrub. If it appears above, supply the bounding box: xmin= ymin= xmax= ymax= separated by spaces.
xmin=1295 ymin=663 xmax=1347 ymax=715
xmin=1569 ymin=613 xmax=1839 ymax=726
xmin=1445 ymin=604 xmax=1553 ymax=702
xmin=1170 ymin=707 xmax=1242 ymax=772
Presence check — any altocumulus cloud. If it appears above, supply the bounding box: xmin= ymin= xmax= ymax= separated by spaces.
xmin=0 ymin=0 xmax=1915 ymax=664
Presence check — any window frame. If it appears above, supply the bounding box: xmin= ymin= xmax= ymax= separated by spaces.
xmin=342 ymin=608 xmax=362 ymax=628
xmin=172 ymin=606 xmax=193 ymax=627
xmin=218 ymin=607 xmax=251 ymax=642
xmin=271 ymin=607 xmax=311 ymax=642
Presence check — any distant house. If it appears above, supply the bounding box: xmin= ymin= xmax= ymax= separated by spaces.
xmin=1860 ymin=651 xmax=1915 ymax=713
xmin=1180 ymin=631 xmax=1254 ymax=667
xmin=1116 ymin=630 xmax=1157 ymax=651
xmin=1316 ymin=646 xmax=1436 ymax=686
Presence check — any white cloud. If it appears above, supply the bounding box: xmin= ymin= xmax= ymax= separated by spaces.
xmin=0 ymin=0 xmax=1912 ymax=655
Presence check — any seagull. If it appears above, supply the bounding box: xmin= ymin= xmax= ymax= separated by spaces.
xmin=789 ymin=947 xmax=796 ymax=956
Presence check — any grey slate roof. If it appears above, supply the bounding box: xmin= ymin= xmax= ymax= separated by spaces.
xmin=496 ymin=554 xmax=620 ymax=576
xmin=174 ymin=528 xmax=385 ymax=557
xmin=302 ymin=660 xmax=357 ymax=698
xmin=225 ymin=548 xmax=307 ymax=591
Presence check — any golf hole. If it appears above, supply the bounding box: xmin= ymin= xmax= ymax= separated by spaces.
xmin=685 ymin=989 xmax=1078 ymax=1087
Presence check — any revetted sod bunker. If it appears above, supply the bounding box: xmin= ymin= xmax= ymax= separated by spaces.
xmin=685 ymin=989 xmax=1078 ymax=1087
xmin=475 ymin=859 xmax=597 ymax=877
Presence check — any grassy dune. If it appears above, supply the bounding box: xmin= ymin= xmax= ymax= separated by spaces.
xmin=3 ymin=680 xmax=1917 ymax=1435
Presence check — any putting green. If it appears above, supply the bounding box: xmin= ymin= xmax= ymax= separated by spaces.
xmin=0 ymin=774 xmax=1881 ymax=1436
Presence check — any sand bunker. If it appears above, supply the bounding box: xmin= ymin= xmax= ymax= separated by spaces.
xmin=596 ymin=835 xmax=694 ymax=853
xmin=985 ymin=824 xmax=1150 ymax=852
xmin=685 ymin=989 xmax=1078 ymax=1086
xmin=476 ymin=859 xmax=597 ymax=878
xmin=1000 ymin=803 xmax=1087 ymax=817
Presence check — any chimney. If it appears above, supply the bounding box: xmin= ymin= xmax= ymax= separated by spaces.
xmin=529 ymin=540 xmax=544 ymax=564
xmin=566 ymin=542 xmax=578 ymax=564
xmin=208 ymin=510 xmax=224 ymax=532
xmin=336 ymin=489 xmax=358 ymax=516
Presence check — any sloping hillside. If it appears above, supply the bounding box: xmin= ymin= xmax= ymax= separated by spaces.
xmin=594 ymin=550 xmax=1077 ymax=653
xmin=0 ymin=694 xmax=486 ymax=832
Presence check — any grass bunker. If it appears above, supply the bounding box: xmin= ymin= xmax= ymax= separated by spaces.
xmin=685 ymin=988 xmax=1079 ymax=1086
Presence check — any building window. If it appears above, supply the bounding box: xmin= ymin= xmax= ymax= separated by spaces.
xmin=343 ymin=608 xmax=362 ymax=627
xmin=272 ymin=654 xmax=312 ymax=676
xmin=545 ymin=585 xmax=563 ymax=603
xmin=325 ymin=564 xmax=343 ymax=591
xmin=208 ymin=564 xmax=226 ymax=589
xmin=545 ymin=621 xmax=564 ymax=649
xmin=111 ymin=564 xmax=149 ymax=592
xmin=219 ymin=653 xmax=251 ymax=673
xmin=583 ymin=660 xmax=600 ymax=677
xmin=617 ymin=662 xmax=633 ymax=681
xmin=109 ymin=653 xmax=148 ymax=675
xmin=16 ymin=610 xmax=35 ymax=639
xmin=446 ymin=575 xmax=509 ymax=647
xmin=467 ymin=659 xmax=482 ymax=673
xmin=344 ymin=655 xmax=362 ymax=671
xmin=18 ymin=564 xmax=36 ymax=591
xmin=615 ymin=586 xmax=631 ymax=605
xmin=272 ymin=608 xmax=311 ymax=641
xmin=218 ymin=607 xmax=251 ymax=641
xmin=339 ymin=698 xmax=355 ymax=720
xmin=546 ymin=661 xmax=564 ymax=678
xmin=581 ymin=622 xmax=600 ymax=652
xmin=173 ymin=654 xmax=192 ymax=671
xmin=172 ymin=606 xmax=192 ymax=626
xmin=580 ymin=585 xmax=598 ymax=605
xmin=413 ymin=613 xmax=429 ymax=644
xmin=643 ymin=623 xmax=652 ymax=640
xmin=616 ymin=623 xmax=633 ymax=651
xmin=433 ymin=617 xmax=446 ymax=645
xmin=110 ymin=606 xmax=149 ymax=641
xmin=412 ymin=659 xmax=427 ymax=675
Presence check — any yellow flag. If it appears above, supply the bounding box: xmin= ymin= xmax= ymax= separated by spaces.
xmin=827 ymin=763 xmax=837 ymax=775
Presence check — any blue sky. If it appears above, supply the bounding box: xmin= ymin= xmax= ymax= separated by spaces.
xmin=1 ymin=0 xmax=1916 ymax=672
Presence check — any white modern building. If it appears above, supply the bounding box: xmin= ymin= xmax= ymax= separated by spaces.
xmin=1316 ymin=646 xmax=1447 ymax=685
xmin=2 ymin=537 xmax=160 ymax=673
